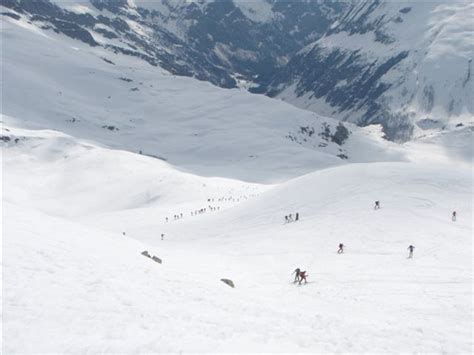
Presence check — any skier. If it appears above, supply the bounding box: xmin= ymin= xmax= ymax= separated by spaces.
xmin=161 ymin=233 xmax=164 ymax=241
xmin=292 ymin=268 xmax=301 ymax=283
xmin=374 ymin=201 xmax=380 ymax=210
xmin=285 ymin=215 xmax=289 ymax=223
xmin=165 ymin=217 xmax=168 ymax=223
xmin=298 ymin=270 xmax=308 ymax=285
xmin=407 ymin=245 xmax=415 ymax=258
xmin=295 ymin=212 xmax=299 ymax=221
xmin=452 ymin=211 xmax=457 ymax=222
xmin=288 ymin=214 xmax=293 ymax=222
xmin=337 ymin=243 xmax=344 ymax=254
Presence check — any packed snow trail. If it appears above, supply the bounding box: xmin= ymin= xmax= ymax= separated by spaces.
xmin=2 ymin=124 xmax=472 ymax=353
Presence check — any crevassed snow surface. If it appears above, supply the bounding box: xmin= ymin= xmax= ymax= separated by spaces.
xmin=1 ymin=7 xmax=473 ymax=354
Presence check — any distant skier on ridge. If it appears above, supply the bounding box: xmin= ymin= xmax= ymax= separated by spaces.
xmin=452 ymin=211 xmax=457 ymax=221
xmin=374 ymin=201 xmax=381 ymax=210
xmin=337 ymin=243 xmax=344 ymax=254
xmin=407 ymin=245 xmax=415 ymax=258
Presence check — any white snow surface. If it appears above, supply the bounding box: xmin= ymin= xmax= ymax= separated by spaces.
xmin=2 ymin=6 xmax=473 ymax=354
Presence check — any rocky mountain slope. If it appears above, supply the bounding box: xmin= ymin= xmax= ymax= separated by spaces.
xmin=2 ymin=0 xmax=346 ymax=88
xmin=2 ymin=0 xmax=472 ymax=141
xmin=263 ymin=1 xmax=474 ymax=140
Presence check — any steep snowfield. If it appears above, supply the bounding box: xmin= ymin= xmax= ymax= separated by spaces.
xmin=3 ymin=123 xmax=472 ymax=353
xmin=2 ymin=5 xmax=473 ymax=354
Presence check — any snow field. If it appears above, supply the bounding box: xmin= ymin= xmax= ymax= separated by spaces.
xmin=2 ymin=124 xmax=472 ymax=353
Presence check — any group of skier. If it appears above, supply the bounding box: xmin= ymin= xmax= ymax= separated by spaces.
xmin=164 ymin=193 xmax=262 ymax=225
xmin=284 ymin=212 xmax=299 ymax=224
xmin=292 ymin=268 xmax=308 ymax=285
xmin=192 ymin=208 xmax=210 ymax=216
xmin=291 ymin=202 xmax=459 ymax=285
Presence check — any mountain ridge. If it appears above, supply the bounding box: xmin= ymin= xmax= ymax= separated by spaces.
xmin=2 ymin=0 xmax=472 ymax=141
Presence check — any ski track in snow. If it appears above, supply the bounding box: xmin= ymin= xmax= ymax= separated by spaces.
xmin=1 ymin=8 xmax=473 ymax=354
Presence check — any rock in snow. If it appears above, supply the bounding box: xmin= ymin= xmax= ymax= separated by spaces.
xmin=220 ymin=279 xmax=235 ymax=288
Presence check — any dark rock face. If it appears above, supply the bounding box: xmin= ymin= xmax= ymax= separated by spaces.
xmin=261 ymin=1 xmax=420 ymax=141
xmin=265 ymin=44 xmax=410 ymax=139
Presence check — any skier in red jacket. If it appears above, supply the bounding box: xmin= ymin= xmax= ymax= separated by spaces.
xmin=298 ymin=271 xmax=308 ymax=285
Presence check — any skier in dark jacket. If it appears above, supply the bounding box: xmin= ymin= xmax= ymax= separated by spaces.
xmin=374 ymin=201 xmax=380 ymax=210
xmin=338 ymin=243 xmax=344 ymax=254
xmin=452 ymin=211 xmax=457 ymax=221
xmin=292 ymin=268 xmax=301 ymax=283
xmin=407 ymin=245 xmax=415 ymax=258
xmin=295 ymin=212 xmax=299 ymax=221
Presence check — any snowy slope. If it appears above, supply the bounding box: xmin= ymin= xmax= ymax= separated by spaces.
xmin=2 ymin=2 xmax=473 ymax=353
xmin=265 ymin=1 xmax=474 ymax=141
xmin=3 ymin=123 xmax=472 ymax=353
xmin=1 ymin=13 xmax=405 ymax=183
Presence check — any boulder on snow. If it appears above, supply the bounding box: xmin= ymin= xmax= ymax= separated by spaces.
xmin=152 ymin=256 xmax=162 ymax=264
xmin=220 ymin=279 xmax=235 ymax=288
xmin=141 ymin=250 xmax=151 ymax=258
